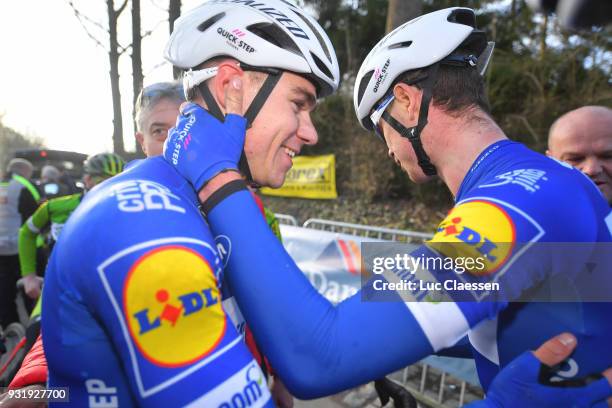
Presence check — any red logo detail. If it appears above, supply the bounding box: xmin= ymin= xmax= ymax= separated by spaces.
xmin=183 ymin=134 xmax=192 ymax=149
xmin=155 ymin=289 xmax=183 ymax=326
xmin=443 ymin=217 xmax=462 ymax=236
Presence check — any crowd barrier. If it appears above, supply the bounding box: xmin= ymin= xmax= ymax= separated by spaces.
xmin=276 ymin=214 xmax=483 ymax=407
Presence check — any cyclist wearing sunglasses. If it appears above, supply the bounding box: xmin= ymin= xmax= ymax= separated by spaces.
xmin=163 ymin=7 xmax=612 ymax=407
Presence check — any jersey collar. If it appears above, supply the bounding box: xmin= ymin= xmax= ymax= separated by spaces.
xmin=455 ymin=140 xmax=517 ymax=201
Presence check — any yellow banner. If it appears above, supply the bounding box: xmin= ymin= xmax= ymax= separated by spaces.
xmin=261 ymin=154 xmax=337 ymax=199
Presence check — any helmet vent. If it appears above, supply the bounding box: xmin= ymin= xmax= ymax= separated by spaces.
xmin=247 ymin=22 xmax=300 ymax=55
xmin=447 ymin=9 xmax=476 ymax=28
xmin=310 ymin=52 xmax=333 ymax=80
xmin=388 ymin=41 xmax=413 ymax=50
xmin=197 ymin=12 xmax=225 ymax=32
xmin=357 ymin=70 xmax=375 ymax=106
xmin=291 ymin=10 xmax=332 ymax=62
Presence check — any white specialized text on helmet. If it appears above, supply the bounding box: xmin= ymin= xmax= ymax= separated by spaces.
xmin=354 ymin=7 xmax=483 ymax=129
xmin=165 ymin=0 xmax=340 ymax=98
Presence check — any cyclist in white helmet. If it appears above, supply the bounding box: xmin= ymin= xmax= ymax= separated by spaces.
xmin=41 ymin=1 xmax=337 ymax=407
xmin=161 ymin=6 xmax=612 ymax=407
xmin=165 ymin=0 xmax=339 ymax=188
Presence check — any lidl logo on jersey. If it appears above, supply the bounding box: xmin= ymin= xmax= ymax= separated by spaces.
xmin=429 ymin=200 xmax=516 ymax=275
xmin=132 ymin=286 xmax=219 ymax=335
xmin=124 ymin=246 xmax=227 ymax=367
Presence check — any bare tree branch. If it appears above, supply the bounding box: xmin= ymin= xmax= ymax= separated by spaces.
xmin=115 ymin=0 xmax=128 ymax=17
xmin=66 ymin=0 xmax=108 ymax=51
xmin=67 ymin=0 xmax=107 ymax=32
xmin=522 ymin=71 xmax=545 ymax=98
xmin=145 ymin=60 xmax=169 ymax=76
xmin=116 ymin=16 xmax=163 ymax=57
xmin=118 ymin=43 xmax=132 ymax=56
xmin=142 ymin=18 xmax=166 ymax=39
xmin=508 ymin=114 xmax=540 ymax=143
xmin=149 ymin=0 xmax=167 ymax=12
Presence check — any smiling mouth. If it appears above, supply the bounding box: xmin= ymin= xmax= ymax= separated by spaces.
xmin=283 ymin=147 xmax=297 ymax=158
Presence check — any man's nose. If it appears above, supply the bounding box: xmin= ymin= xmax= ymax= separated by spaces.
xmin=298 ymin=113 xmax=318 ymax=146
xmin=580 ymin=157 xmax=603 ymax=178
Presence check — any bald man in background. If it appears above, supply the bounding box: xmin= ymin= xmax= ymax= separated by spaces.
xmin=547 ymin=106 xmax=612 ymax=205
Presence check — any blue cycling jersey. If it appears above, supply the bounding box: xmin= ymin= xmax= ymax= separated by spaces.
xmin=42 ymin=157 xmax=273 ymax=407
xmin=205 ymin=140 xmax=612 ymax=399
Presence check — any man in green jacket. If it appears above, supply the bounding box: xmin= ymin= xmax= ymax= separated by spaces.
xmin=19 ymin=153 xmax=125 ymax=299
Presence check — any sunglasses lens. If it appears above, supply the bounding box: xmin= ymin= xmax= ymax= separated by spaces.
xmin=369 ymin=94 xmax=394 ymax=141
xmin=374 ymin=123 xmax=384 ymax=141
xmin=139 ymin=84 xmax=183 ymax=106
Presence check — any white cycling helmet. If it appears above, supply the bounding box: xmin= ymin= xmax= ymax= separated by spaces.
xmin=353 ymin=7 xmax=492 ymax=176
xmin=354 ymin=7 xmax=491 ymax=130
xmin=165 ymin=0 xmax=339 ymax=98
xmin=165 ymin=0 xmax=339 ymax=184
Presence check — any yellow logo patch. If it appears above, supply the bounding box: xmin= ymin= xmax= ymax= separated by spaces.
xmin=429 ymin=200 xmax=515 ymax=275
xmin=124 ymin=246 xmax=226 ymax=367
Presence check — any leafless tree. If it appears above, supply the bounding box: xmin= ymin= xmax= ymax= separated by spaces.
xmin=132 ymin=0 xmax=143 ymax=154
xmin=67 ymin=0 xmax=129 ymax=154
xmin=169 ymin=0 xmax=181 ymax=79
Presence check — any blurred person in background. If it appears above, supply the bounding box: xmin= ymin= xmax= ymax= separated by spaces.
xmin=19 ymin=153 xmax=126 ymax=300
xmin=547 ymin=106 xmax=612 ymax=206
xmin=0 ymin=158 xmax=39 ymax=329
xmin=134 ymin=81 xmax=184 ymax=157
xmin=0 ymin=152 xmax=125 ymax=408
xmin=37 ymin=165 xmax=69 ymax=201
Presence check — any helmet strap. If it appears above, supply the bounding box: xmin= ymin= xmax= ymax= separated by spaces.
xmin=240 ymin=70 xmax=282 ymax=187
xmin=196 ymin=68 xmax=283 ymax=187
xmin=382 ymin=63 xmax=439 ymax=176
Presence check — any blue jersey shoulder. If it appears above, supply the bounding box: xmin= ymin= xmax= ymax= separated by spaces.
xmin=459 ymin=141 xmax=610 ymax=242
xmin=43 ymin=157 xmax=272 ymax=407
xmin=451 ymin=141 xmax=612 ymax=390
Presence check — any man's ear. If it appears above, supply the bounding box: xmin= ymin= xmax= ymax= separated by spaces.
xmin=392 ymin=83 xmax=422 ymax=123
xmin=211 ymin=60 xmax=245 ymax=114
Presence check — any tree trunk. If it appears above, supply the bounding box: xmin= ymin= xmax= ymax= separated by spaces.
xmin=132 ymin=0 xmax=144 ymax=154
xmin=169 ymin=0 xmax=182 ymax=79
xmin=539 ymin=13 xmax=548 ymax=60
xmin=108 ymin=0 xmax=125 ymax=155
xmin=385 ymin=0 xmax=422 ymax=33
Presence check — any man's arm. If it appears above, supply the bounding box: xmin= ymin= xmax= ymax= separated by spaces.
xmin=18 ymin=202 xmax=48 ymax=299
xmin=18 ymin=187 xmax=39 ymax=222
xmin=162 ymin=100 xmax=500 ymax=398
xmin=19 ymin=202 xmax=49 ymax=278
xmin=203 ymin=186 xmax=500 ymax=398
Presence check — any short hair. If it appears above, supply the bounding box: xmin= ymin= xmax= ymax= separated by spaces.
xmin=395 ymin=46 xmax=491 ymax=119
xmin=135 ymin=82 xmax=184 ymax=132
xmin=7 ymin=158 xmax=33 ymax=178
xmin=41 ymin=165 xmax=60 ymax=182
